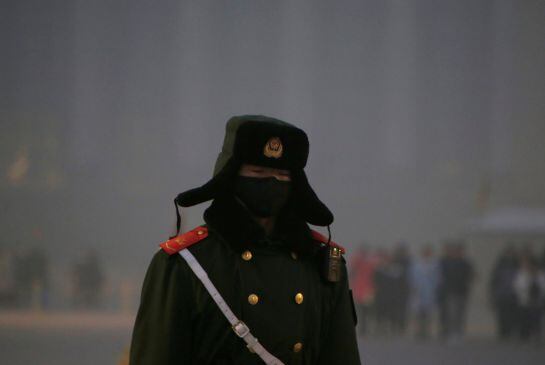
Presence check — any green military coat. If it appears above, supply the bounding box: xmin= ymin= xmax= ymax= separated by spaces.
xmin=129 ymin=196 xmax=360 ymax=365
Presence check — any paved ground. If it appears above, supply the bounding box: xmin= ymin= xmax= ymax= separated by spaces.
xmin=360 ymin=337 xmax=545 ymax=365
xmin=1 ymin=311 xmax=544 ymax=365
xmin=1 ymin=327 xmax=130 ymax=365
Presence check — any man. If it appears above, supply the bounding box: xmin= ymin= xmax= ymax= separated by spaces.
xmin=438 ymin=241 xmax=474 ymax=343
xmin=349 ymin=244 xmax=376 ymax=336
xmin=488 ymin=245 xmax=519 ymax=340
xmin=129 ymin=115 xmax=360 ymax=364
xmin=390 ymin=243 xmax=411 ymax=335
xmin=514 ymin=252 xmax=545 ymax=342
xmin=409 ymin=245 xmax=439 ymax=339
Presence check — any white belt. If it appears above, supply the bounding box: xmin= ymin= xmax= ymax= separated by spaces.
xmin=179 ymin=249 xmax=285 ymax=365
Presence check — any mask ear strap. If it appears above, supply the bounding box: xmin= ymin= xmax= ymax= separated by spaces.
xmin=169 ymin=198 xmax=182 ymax=239
xmin=326 ymin=225 xmax=332 ymax=245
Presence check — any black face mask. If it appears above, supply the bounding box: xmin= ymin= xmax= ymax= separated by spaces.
xmin=234 ymin=176 xmax=291 ymax=218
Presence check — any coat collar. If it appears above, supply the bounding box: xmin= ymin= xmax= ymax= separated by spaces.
xmin=203 ymin=195 xmax=316 ymax=255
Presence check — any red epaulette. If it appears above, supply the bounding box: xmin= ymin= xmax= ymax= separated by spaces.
xmin=159 ymin=226 xmax=209 ymax=255
xmin=310 ymin=229 xmax=346 ymax=254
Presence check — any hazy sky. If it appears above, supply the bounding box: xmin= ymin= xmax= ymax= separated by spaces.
xmin=1 ymin=0 xmax=545 ymax=276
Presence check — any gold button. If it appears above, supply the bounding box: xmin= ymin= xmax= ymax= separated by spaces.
xmin=242 ymin=250 xmax=253 ymax=261
xmin=293 ymin=342 xmax=303 ymax=353
xmin=291 ymin=252 xmax=298 ymax=260
xmin=197 ymin=230 xmax=204 ymax=235
xmin=248 ymin=294 xmax=259 ymax=305
xmin=295 ymin=293 xmax=304 ymax=304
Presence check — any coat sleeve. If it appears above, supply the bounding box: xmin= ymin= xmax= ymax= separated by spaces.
xmin=129 ymin=250 xmax=195 ymax=365
xmin=317 ymin=261 xmax=361 ymax=365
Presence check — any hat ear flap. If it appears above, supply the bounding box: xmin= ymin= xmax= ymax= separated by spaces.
xmin=291 ymin=170 xmax=334 ymax=226
xmin=175 ymin=157 xmax=240 ymax=207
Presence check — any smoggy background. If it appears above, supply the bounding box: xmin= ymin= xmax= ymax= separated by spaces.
xmin=1 ymin=1 xmax=545 ymax=364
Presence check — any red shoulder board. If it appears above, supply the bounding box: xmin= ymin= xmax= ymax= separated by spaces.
xmin=159 ymin=226 xmax=209 ymax=255
xmin=310 ymin=229 xmax=346 ymax=254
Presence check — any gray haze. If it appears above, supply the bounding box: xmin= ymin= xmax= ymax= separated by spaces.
xmin=2 ymin=0 xmax=545 ymax=287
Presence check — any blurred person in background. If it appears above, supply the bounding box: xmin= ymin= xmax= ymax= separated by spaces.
xmin=0 ymin=246 xmax=16 ymax=307
xmin=14 ymin=246 xmax=33 ymax=307
xmin=26 ymin=247 xmax=49 ymax=310
xmin=489 ymin=244 xmax=519 ymax=340
xmin=520 ymin=244 xmax=536 ymax=261
xmin=438 ymin=241 xmax=474 ymax=344
xmin=513 ymin=252 xmax=545 ymax=343
xmin=373 ymin=249 xmax=396 ymax=336
xmin=409 ymin=245 xmax=439 ymax=339
xmin=350 ymin=244 xmax=377 ymax=336
xmin=541 ymin=246 xmax=545 ymax=270
xmin=12 ymin=246 xmax=49 ymax=309
xmin=437 ymin=243 xmax=451 ymax=340
xmin=72 ymin=249 xmax=105 ymax=309
xmin=391 ymin=243 xmax=411 ymax=335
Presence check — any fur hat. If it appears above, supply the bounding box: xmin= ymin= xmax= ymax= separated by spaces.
xmin=174 ymin=115 xmax=333 ymax=226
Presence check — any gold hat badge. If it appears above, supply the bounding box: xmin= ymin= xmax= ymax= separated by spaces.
xmin=263 ymin=137 xmax=283 ymax=159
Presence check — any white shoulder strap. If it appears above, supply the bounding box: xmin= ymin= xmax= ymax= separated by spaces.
xmin=179 ymin=249 xmax=285 ymax=365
